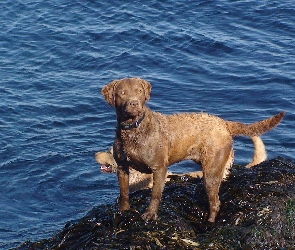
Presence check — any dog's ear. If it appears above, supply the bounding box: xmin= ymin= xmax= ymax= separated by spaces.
xmin=139 ymin=79 xmax=152 ymax=102
xmin=109 ymin=146 xmax=114 ymax=155
xmin=101 ymin=80 xmax=120 ymax=107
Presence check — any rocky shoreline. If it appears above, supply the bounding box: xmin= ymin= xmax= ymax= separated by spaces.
xmin=17 ymin=157 xmax=295 ymax=249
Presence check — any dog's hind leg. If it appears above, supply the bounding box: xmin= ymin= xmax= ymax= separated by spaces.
xmin=201 ymin=141 xmax=234 ymax=223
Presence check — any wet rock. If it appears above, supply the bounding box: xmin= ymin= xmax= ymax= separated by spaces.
xmin=16 ymin=157 xmax=295 ymax=249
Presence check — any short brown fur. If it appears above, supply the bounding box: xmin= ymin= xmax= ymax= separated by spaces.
xmin=95 ymin=136 xmax=267 ymax=192
xmin=101 ymin=77 xmax=285 ymax=222
xmin=95 ymin=147 xmax=203 ymax=193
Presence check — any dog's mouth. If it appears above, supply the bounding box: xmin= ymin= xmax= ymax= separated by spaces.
xmin=120 ymin=101 xmax=143 ymax=118
xmin=124 ymin=111 xmax=140 ymax=119
xmin=123 ymin=107 xmax=144 ymax=119
xmin=100 ymin=164 xmax=115 ymax=173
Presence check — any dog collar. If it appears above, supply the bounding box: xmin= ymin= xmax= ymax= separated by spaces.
xmin=120 ymin=112 xmax=145 ymax=130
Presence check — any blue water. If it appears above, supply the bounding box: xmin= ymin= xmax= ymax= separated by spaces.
xmin=1 ymin=0 xmax=294 ymax=248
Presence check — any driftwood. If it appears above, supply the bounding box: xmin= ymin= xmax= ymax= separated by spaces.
xmin=17 ymin=157 xmax=295 ymax=250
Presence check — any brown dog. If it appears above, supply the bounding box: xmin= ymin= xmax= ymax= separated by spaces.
xmin=101 ymin=77 xmax=285 ymax=222
xmin=95 ymin=136 xmax=266 ymax=192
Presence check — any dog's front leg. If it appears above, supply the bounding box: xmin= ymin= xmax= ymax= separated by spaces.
xmin=141 ymin=166 xmax=167 ymax=221
xmin=117 ymin=166 xmax=130 ymax=211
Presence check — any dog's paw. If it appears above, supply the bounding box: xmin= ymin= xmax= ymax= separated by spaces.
xmin=141 ymin=211 xmax=158 ymax=221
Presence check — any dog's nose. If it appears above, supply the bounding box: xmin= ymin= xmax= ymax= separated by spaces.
xmin=129 ymin=100 xmax=139 ymax=107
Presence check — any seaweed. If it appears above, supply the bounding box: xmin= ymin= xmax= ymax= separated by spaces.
xmin=16 ymin=157 xmax=295 ymax=250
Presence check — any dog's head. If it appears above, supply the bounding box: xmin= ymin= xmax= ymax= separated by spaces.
xmin=95 ymin=147 xmax=118 ymax=173
xmin=101 ymin=78 xmax=151 ymax=120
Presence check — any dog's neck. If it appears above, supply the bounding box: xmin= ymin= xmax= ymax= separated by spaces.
xmin=118 ymin=112 xmax=146 ymax=130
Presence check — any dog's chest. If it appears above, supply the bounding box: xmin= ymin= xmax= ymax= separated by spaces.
xmin=120 ymin=130 xmax=143 ymax=159
xmin=116 ymin=129 xmax=154 ymax=171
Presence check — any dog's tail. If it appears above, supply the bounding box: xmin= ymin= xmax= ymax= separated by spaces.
xmin=246 ymin=136 xmax=267 ymax=168
xmin=226 ymin=111 xmax=285 ymax=137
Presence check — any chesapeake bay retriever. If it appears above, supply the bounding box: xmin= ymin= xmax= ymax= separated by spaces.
xmin=101 ymin=77 xmax=285 ymax=222
xmin=95 ymin=136 xmax=266 ymax=192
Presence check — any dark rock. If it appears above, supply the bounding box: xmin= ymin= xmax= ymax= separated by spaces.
xmin=16 ymin=157 xmax=295 ymax=250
